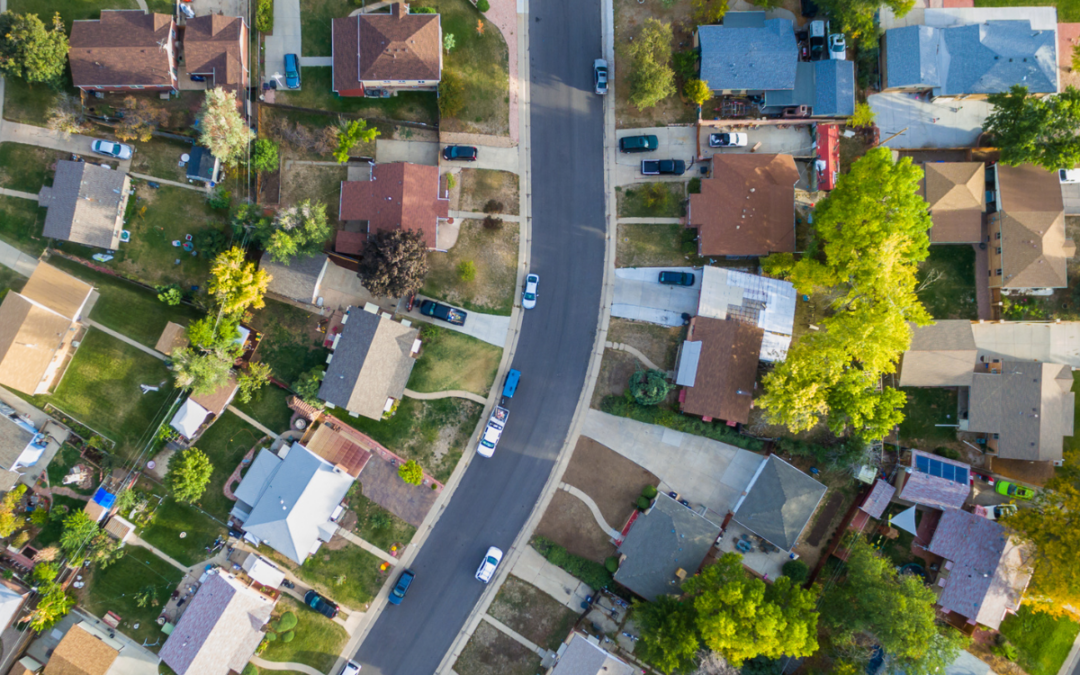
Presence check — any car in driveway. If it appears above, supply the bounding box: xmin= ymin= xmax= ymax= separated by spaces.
xmin=1060 ymin=168 xmax=1080 ymax=184
xmin=475 ymin=546 xmax=503 ymax=583
xmin=420 ymin=299 xmax=467 ymax=325
xmin=619 ymin=135 xmax=658 ymax=153
xmin=284 ymin=53 xmax=300 ymax=89
xmin=828 ymin=33 xmax=847 ymax=60
xmin=339 ymin=661 xmax=362 ymax=675
xmin=91 ymin=139 xmax=132 ymax=160
xmin=522 ymin=273 xmax=539 ymax=309
xmin=996 ymin=481 xmax=1035 ymax=500
xmin=641 ymin=159 xmax=686 ymax=176
xmin=709 ymin=132 xmax=747 ymax=148
xmin=304 ymin=590 xmax=338 ymax=618
xmin=594 ymin=59 xmax=608 ymax=95
xmin=443 ymin=145 xmax=478 ymax=161
xmin=970 ymin=470 xmax=995 ymax=487
xmin=659 ymin=271 xmax=694 ymax=286
xmin=387 ymin=569 xmax=415 ymax=605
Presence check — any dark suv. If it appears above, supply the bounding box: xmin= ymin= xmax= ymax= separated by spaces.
xmin=619 ymin=135 xmax=659 ymax=153
xmin=388 ymin=569 xmax=416 ymax=605
xmin=442 ymin=145 xmax=478 ymax=161
xmin=304 ymin=590 xmax=339 ymax=618
xmin=659 ymin=271 xmax=695 ymax=286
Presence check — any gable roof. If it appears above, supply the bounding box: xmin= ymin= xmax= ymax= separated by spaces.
xmin=184 ymin=15 xmax=247 ymax=93
xmin=995 ymin=163 xmax=1073 ymax=289
xmin=614 ymin=493 xmax=721 ymax=601
xmin=155 ymin=321 xmax=189 ymax=355
xmin=339 ymin=163 xmax=449 ymax=249
xmin=860 ymin=479 xmax=896 ymax=519
xmin=924 ymin=162 xmax=986 ymax=243
xmin=158 ymin=572 xmax=274 ymax=675
xmin=733 ymin=454 xmax=827 ymax=550
xmin=43 ymin=622 xmax=119 ymax=675
xmin=190 ymin=374 xmax=238 ymax=416
xmin=679 ymin=317 xmax=763 ymax=424
xmin=898 ymin=449 xmax=972 ymax=510
xmin=928 ymin=509 xmax=1033 ymax=629
xmin=698 ymin=14 xmax=797 ymax=91
xmin=0 ymin=415 xmax=35 ymax=475
xmin=69 ymin=11 xmax=175 ymax=88
xmin=318 ymin=307 xmax=419 ymax=419
xmin=696 ymin=267 xmax=797 ymax=362
xmin=551 ymin=633 xmax=636 ymax=675
xmin=260 ymin=253 xmax=328 ymax=304
xmin=21 ymin=264 xmax=93 ymax=320
xmin=762 ymin=60 xmax=856 ymax=116
xmin=689 ymin=155 xmax=799 ymax=257
xmin=39 ymin=161 xmax=131 ymax=249
xmin=332 ymin=3 xmax=441 ymax=91
xmin=899 ymin=320 xmax=978 ymax=387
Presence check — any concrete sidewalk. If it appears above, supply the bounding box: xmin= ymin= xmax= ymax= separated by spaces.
xmin=263 ymin=0 xmax=301 ymax=87
xmin=511 ymin=544 xmax=592 ymax=613
xmin=398 ymin=295 xmax=511 ymax=347
xmin=0 ymin=239 xmax=39 ymax=277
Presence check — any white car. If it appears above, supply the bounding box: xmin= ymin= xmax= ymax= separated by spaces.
xmin=709 ymin=132 xmax=747 ymax=148
xmin=477 ymin=406 xmax=508 ymax=458
xmin=522 ymin=273 xmax=539 ymax=309
xmin=829 ymin=33 xmax=847 ymax=60
xmin=91 ymin=139 xmax=132 ymax=160
xmin=339 ymin=661 xmax=361 ymax=674
xmin=475 ymin=546 xmax=503 ymax=583
xmin=1060 ymin=168 xmax=1080 ymax=184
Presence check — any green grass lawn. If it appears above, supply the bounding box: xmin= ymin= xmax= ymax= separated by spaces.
xmin=407 ymin=325 xmax=501 ymax=396
xmin=1000 ymin=605 xmax=1080 ymax=675
xmin=422 ymin=220 xmax=518 ymax=316
xmin=348 ymin=489 xmax=417 ymax=552
xmin=192 ymin=411 xmax=265 ymax=521
xmin=0 ymin=195 xmax=48 ymax=256
xmin=9 ymin=0 xmax=139 ymax=27
xmin=615 ymin=222 xmax=704 ymax=268
xmin=140 ymin=497 xmax=226 ymax=567
xmin=44 ymin=256 xmax=205 ymax=348
xmin=2 ymin=78 xmax=57 ymax=126
xmin=31 ymin=495 xmax=88 ymax=549
xmin=129 ymin=138 xmax=196 ymax=184
xmin=916 ymin=245 xmax=978 ymax=320
xmin=436 ymin=0 xmax=510 ymax=135
xmin=277 ymin=68 xmax=439 ymax=125
xmin=299 ymin=0 xmax=352 ymax=57
xmin=616 ymin=183 xmax=687 ymax=218
xmin=0 ymin=143 xmax=65 ymax=193
xmin=79 ymin=546 xmax=184 ymax=651
xmin=248 ymin=299 xmax=329 ymax=385
xmin=260 ymin=595 xmax=349 ymax=673
xmin=292 ymin=542 xmax=386 ymax=609
xmin=897 ymin=387 xmax=960 ymax=445
xmin=233 ymin=384 xmax=294 ymax=436
xmin=0 ymin=265 xmax=27 ymax=299
xmin=975 ymin=0 xmax=1080 ymax=21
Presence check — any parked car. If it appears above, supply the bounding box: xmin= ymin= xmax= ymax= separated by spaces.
xmin=339 ymin=661 xmax=362 ymax=675
xmin=443 ymin=145 xmax=478 ymax=161
xmin=969 ymin=470 xmax=995 ymax=487
xmin=659 ymin=271 xmax=694 ymax=286
xmin=709 ymin=132 xmax=747 ymax=148
xmin=419 ymin=299 xmax=467 ymax=325
xmin=284 ymin=53 xmax=300 ymax=89
xmin=387 ymin=569 xmax=416 ymax=605
xmin=828 ymin=33 xmax=847 ymax=60
xmin=619 ymin=135 xmax=659 ymax=153
xmin=91 ymin=139 xmax=132 ymax=160
xmin=594 ymin=59 xmax=609 ymax=95
xmin=304 ymin=590 xmax=338 ymax=618
xmin=641 ymin=159 xmax=686 ymax=176
xmin=522 ymin=273 xmax=539 ymax=309
xmin=475 ymin=546 xmax=503 ymax=583
xmin=996 ymin=481 xmax=1036 ymax=500
xmin=477 ymin=406 xmax=509 ymax=458
xmin=990 ymin=504 xmax=1018 ymax=520
xmin=1060 ymin=168 xmax=1080 ymax=184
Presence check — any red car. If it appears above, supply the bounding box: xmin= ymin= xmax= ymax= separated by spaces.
xmin=970 ymin=470 xmax=995 ymax=487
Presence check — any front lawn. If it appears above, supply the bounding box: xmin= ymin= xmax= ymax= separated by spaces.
xmin=79 ymin=546 xmax=184 ymax=652
xmin=2 ymin=78 xmax=59 ymax=127
xmin=616 ymin=183 xmax=687 ymax=218
xmin=999 ymin=605 xmax=1080 ymax=675
xmin=299 ymin=0 xmax=352 ymax=56
xmin=192 ymin=411 xmax=265 ymax=522
xmin=8 ymin=0 xmax=139 ymax=27
xmin=248 ymin=299 xmax=329 ymax=385
xmin=974 ymin=0 xmax=1080 ymax=22
xmin=275 ymin=68 xmax=439 ymax=125
xmin=233 ymin=384 xmax=294 ymax=436
xmin=916 ymin=245 xmax=978 ymax=320
xmin=432 ymin=0 xmax=510 ymax=135
xmin=422 ymin=219 xmax=519 ymax=315
xmin=266 ymin=540 xmax=387 ymax=610
xmin=487 ymin=577 xmax=578 ymax=651
xmin=139 ymin=496 xmax=226 ymax=567
xmin=260 ymin=595 xmax=349 ymax=674
xmin=456 ymin=169 xmax=520 ymax=215
xmin=0 ymin=143 xmax=65 ymax=193
xmin=454 ymin=621 xmax=542 ymax=675
xmin=615 ymin=222 xmax=703 ymax=268
xmin=407 ymin=325 xmax=501 ymax=396
xmin=348 ymin=489 xmax=417 ymax=552
xmin=897 ymin=388 xmax=960 ymax=445
xmin=0 ymin=195 xmax=47 ymax=256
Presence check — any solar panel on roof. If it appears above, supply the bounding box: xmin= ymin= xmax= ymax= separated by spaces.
xmin=955 ymin=468 xmax=968 ymax=484
xmin=929 ymin=460 xmax=943 ymax=477
xmin=916 ymin=455 xmax=930 ymax=472
xmin=941 ymin=464 xmax=954 ymax=481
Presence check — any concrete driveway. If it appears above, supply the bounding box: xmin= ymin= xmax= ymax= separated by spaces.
xmin=869 ymin=92 xmax=992 ymax=149
xmin=398 ymin=295 xmax=511 ymax=347
xmin=611 ymin=266 xmax=699 ymax=327
xmin=697 ymin=124 xmax=815 ymax=159
xmin=581 ymin=410 xmax=764 ymax=517
xmin=441 ymin=144 xmax=520 ymax=173
xmin=376 ymin=139 xmax=440 ymax=166
xmin=614 ymin=126 xmax=697 ymax=186
xmin=262 ymin=0 xmax=301 ymax=87
xmin=187 ymin=0 xmax=248 ymax=17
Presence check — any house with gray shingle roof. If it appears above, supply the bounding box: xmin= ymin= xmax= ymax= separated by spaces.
xmin=762 ymin=60 xmax=856 ymax=117
xmin=260 ymin=252 xmax=329 ymax=306
xmin=550 ymin=632 xmax=636 ymax=675
xmin=733 ymin=454 xmax=826 ymax=551
xmin=39 ymin=161 xmax=131 ymax=250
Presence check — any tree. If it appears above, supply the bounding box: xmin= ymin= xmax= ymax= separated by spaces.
xmin=684 ymin=553 xmax=818 ymax=666
xmin=635 ymin=596 xmax=700 ymax=674
xmin=758 ymin=148 xmax=931 ymax=441
xmin=477 ymin=0 xmax=490 ymax=11
xmin=31 ymin=562 xmax=58 ymax=585
xmin=816 ymin=0 xmax=914 ymax=42
xmin=457 ymin=260 xmax=477 ymax=282
xmin=171 ymin=346 xmax=238 ymax=395
xmin=849 ymin=101 xmax=876 ymax=129
xmin=358 ymin=229 xmax=429 ymax=298
xmin=194 ymin=227 xmax=229 ymax=259
xmin=156 ymin=284 xmax=182 ymax=306
xmin=60 ymin=511 xmax=100 ymax=560
xmin=684 ymin=79 xmax=712 ymax=106
xmin=691 ymin=0 xmax=727 ymax=25
xmin=0 ymin=484 xmax=27 ymax=538
xmin=293 ymin=367 xmax=325 ymax=407
xmin=198 ymin=87 xmax=255 ymax=165
xmin=443 ymin=33 xmax=456 ymax=52
xmin=0 ymin=11 xmax=68 ymax=85
xmin=47 ymin=94 xmax=91 ymax=135
xmin=256 ymin=200 xmax=333 ymax=263
xmin=237 ymin=362 xmax=273 ymax=404
xmin=782 ymin=559 xmax=809 ymax=584
xmin=398 ymin=460 xmax=423 ymax=485
xmin=251 ymin=138 xmax=279 ymax=173
xmin=628 ymin=20 xmax=676 ymax=109
xmin=167 ymin=448 xmax=213 ymax=504
xmin=210 ymin=247 xmax=271 ymax=316
xmin=186 ymin=316 xmax=240 ymax=351
xmin=983 ymin=85 xmax=1080 ymax=171
xmin=629 ymin=369 xmax=672 ymax=406
xmin=439 ymin=69 xmax=465 ymax=117
xmin=27 ymin=582 xmax=74 ymax=632
xmin=114 ymin=96 xmax=169 ymax=143
xmin=333 ymin=119 xmax=379 ymax=164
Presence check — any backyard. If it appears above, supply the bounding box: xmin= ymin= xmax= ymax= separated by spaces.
xmin=266 ymin=538 xmax=386 ymax=610
xmin=453 ymin=621 xmax=543 ymax=675
xmin=407 ymin=325 xmax=501 ymax=396
xmin=275 ymin=68 xmax=439 ymax=125
xmin=247 ymin=299 xmax=330 ymax=385
xmin=280 ymin=163 xmax=346 ymax=209
xmin=129 ymin=138 xmax=198 ymax=184
xmin=616 ymin=222 xmax=703 ymax=268
xmin=233 ymin=384 xmax=294 ymax=436
xmin=45 ymin=443 xmax=97 ymax=495
xmin=422 ymin=219 xmax=519 ymax=315
xmin=897 ymin=388 xmax=961 ymax=447
xmin=0 ymin=195 xmax=47 ymax=256
xmin=31 ymin=495 xmax=87 ymax=549
xmin=139 ymin=495 xmax=226 ymax=567
xmin=260 ymin=595 xmax=349 ymax=674
xmin=916 ymin=245 xmax=978 ymax=320
xmin=347 ymin=488 xmax=417 ymax=552
xmin=0 ymin=265 xmax=26 ymax=298
xmin=974 ymin=0 xmax=1080 ymax=22
xmin=0 ymin=142 xmax=66 ymax=194
xmin=616 ymin=183 xmax=687 ymax=218
xmin=193 ymin=412 xmax=266 ymax=522
xmin=487 ymin=576 xmax=577 ymax=652
xmin=998 ymin=605 xmax=1080 ymax=675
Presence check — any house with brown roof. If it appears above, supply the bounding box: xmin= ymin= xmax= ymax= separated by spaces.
xmin=922 ymin=162 xmax=986 ymax=244
xmin=687 ymin=154 xmax=799 ymax=257
xmin=0 ymin=263 xmax=94 ymax=396
xmin=42 ymin=621 xmax=120 ymax=675
xmin=169 ymin=375 xmax=240 ymax=440
xmin=183 ymin=15 xmax=248 ymax=95
xmin=338 ymin=162 xmax=449 ymax=251
xmin=675 ymin=316 xmax=762 ymax=425
xmin=332 ymin=2 xmax=442 ymax=97
xmin=318 ymin=304 xmax=420 ymax=419
xmin=69 ymin=11 xmax=177 ymax=92
xmin=898 ymin=320 xmax=979 ymax=387
xmin=39 ymin=161 xmax=132 ymax=250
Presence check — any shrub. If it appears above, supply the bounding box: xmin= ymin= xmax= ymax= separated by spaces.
xmin=369 ymin=511 xmax=392 ymax=530
xmin=672 ymin=50 xmax=698 ymax=81
xmin=207 ymin=186 xmax=232 ymax=210
xmin=641 ymin=182 xmax=673 ymax=212
xmin=156 ymin=284 xmax=182 ymax=306
xmin=683 ymin=78 xmax=712 ymax=105
xmin=279 ymin=630 xmax=295 ymax=643
xmin=533 ymin=537 xmax=612 ymax=590
xmin=439 ymin=70 xmax=465 ymax=117
xmin=412 ymin=5 xmax=437 ymax=12
xmin=265 ymin=631 xmax=278 ymax=642
xmin=849 ymin=101 xmax=876 ymax=129
xmin=641 ymin=484 xmax=658 ymax=500
xmin=688 ymin=177 xmax=701 ymax=194
xmin=933 ymin=447 xmax=962 ymax=461
xmin=782 ymin=559 xmax=809 ymax=584
xmin=458 ymin=260 xmax=477 ymax=282
xmin=477 ymin=0 xmax=490 ymax=11
xmin=628 ymin=369 xmax=672 ymax=406
xmin=482 ymin=215 xmax=504 ymax=230
xmin=275 ymin=611 xmax=297 ymax=632
xmin=992 ymin=640 xmax=1017 ymax=661
xmin=398 ymin=460 xmax=424 ymax=485
xmin=256 ymin=0 xmax=273 ymax=32
xmin=251 ymin=138 xmax=279 ymax=173
xmin=605 ymin=556 xmax=619 ymax=573
xmin=636 ymin=496 xmax=651 ymax=511
xmin=483 ymin=199 xmax=504 ymax=214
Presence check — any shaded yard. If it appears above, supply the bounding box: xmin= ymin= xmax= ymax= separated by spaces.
xmin=0 ymin=142 xmax=65 ymax=194
xmin=31 ymin=495 xmax=87 ymax=549
xmin=407 ymin=325 xmax=501 ymax=396
xmin=487 ymin=576 xmax=578 ymax=651
xmin=897 ymin=388 xmax=960 ymax=446
xmin=422 ymin=219 xmax=519 ymax=316
xmin=616 ymin=183 xmax=687 ymax=219
xmin=0 ymin=195 xmax=48 ymax=256
xmin=260 ymin=595 xmax=349 ymax=674
xmin=999 ymin=605 xmax=1080 ymax=675
xmin=916 ymin=245 xmax=978 ymax=321
xmin=616 ymin=222 xmax=703 ymax=268
xmin=247 ymin=299 xmax=329 ymax=385
xmin=192 ymin=411 xmax=265 ymax=521
xmin=233 ymin=384 xmax=295 ymax=436
xmin=0 ymin=266 xmax=26 ymax=298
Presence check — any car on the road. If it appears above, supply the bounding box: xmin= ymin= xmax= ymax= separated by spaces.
xmin=996 ymin=481 xmax=1036 ymax=500
xmin=477 ymin=406 xmax=509 ymax=458
xmin=475 ymin=546 xmax=503 ymax=583
xmin=419 ymin=299 xmax=467 ymax=325
xmin=659 ymin=271 xmax=694 ymax=286
xmin=619 ymin=135 xmax=659 ymax=153
xmin=709 ymin=132 xmax=747 ymax=148
xmin=91 ymin=139 xmax=132 ymax=160
xmin=304 ymin=590 xmax=339 ymax=618
xmin=641 ymin=159 xmax=686 ymax=176
xmin=1060 ymin=168 xmax=1080 ymax=184
xmin=284 ymin=53 xmax=301 ymax=89
xmin=387 ymin=569 xmax=416 ymax=605
xmin=443 ymin=145 xmax=478 ymax=161
xmin=828 ymin=33 xmax=847 ymax=60
xmin=522 ymin=273 xmax=539 ymax=309
xmin=594 ymin=59 xmax=608 ymax=95
xmin=970 ymin=470 xmax=995 ymax=487
xmin=339 ymin=661 xmax=362 ymax=675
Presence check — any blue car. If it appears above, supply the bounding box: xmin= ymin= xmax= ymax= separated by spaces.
xmin=387 ymin=569 xmax=415 ymax=605
xmin=284 ymin=53 xmax=300 ymax=89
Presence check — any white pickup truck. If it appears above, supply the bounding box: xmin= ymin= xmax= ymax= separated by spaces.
xmin=477 ymin=406 xmax=509 ymax=458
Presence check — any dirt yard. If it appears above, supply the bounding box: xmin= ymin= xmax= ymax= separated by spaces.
xmin=535 ymin=489 xmax=618 ymax=563
xmin=608 ymin=318 xmax=684 ymax=371
xmin=422 ymin=219 xmax=519 ymax=315
xmin=454 ymin=168 xmax=520 ymax=215
xmin=280 ymin=163 xmax=347 ymax=211
xmin=486 ymin=576 xmax=579 ymax=651
xmin=590 ymin=348 xmax=639 ymax=408
xmin=453 ymin=621 xmax=543 ymax=675
xmin=562 ymin=437 xmax=659 ymax=531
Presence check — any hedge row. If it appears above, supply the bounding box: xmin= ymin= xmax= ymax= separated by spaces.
xmin=531 ymin=536 xmax=613 ymax=590
xmin=256 ymin=0 xmax=273 ymax=33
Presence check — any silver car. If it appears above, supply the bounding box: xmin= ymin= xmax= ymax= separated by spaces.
xmin=91 ymin=139 xmax=132 ymax=159
xmin=522 ymin=273 xmax=539 ymax=309
xmin=475 ymin=546 xmax=503 ymax=583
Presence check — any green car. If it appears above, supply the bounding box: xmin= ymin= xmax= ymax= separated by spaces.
xmin=996 ymin=481 xmax=1035 ymax=500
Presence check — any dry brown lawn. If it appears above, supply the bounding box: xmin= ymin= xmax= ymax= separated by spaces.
xmin=281 ymin=163 xmax=347 ymax=211
xmin=422 ymin=219 xmax=519 ymax=315
xmin=453 ymin=621 xmax=542 ymax=675
xmin=590 ymin=348 xmax=639 ymax=408
xmin=562 ymin=437 xmax=659 ymax=529
xmin=456 ymin=168 xmax=520 ymax=215
xmin=607 ymin=318 xmax=684 ymax=371
xmin=487 ymin=577 xmax=578 ymax=651
xmin=535 ymin=489 xmax=617 ymax=563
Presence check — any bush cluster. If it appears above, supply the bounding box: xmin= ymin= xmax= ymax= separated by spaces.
xmin=256 ymin=0 xmax=273 ymax=32
xmin=532 ymin=536 xmax=613 ymax=590
xmin=600 ymin=397 xmax=765 ymax=451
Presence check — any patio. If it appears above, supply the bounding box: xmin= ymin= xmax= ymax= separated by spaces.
xmin=714 ymin=519 xmax=791 ymax=581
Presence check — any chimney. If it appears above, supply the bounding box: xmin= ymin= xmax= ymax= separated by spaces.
xmin=394 ymin=2 xmax=408 ymax=18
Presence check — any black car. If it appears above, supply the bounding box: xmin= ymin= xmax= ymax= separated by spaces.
xmin=641 ymin=159 xmax=687 ymax=176
xmin=304 ymin=590 xmax=339 ymax=619
xmin=659 ymin=271 xmax=695 ymax=286
xmin=419 ymin=299 xmax=467 ymax=326
xmin=387 ymin=569 xmax=415 ymax=605
xmin=619 ymin=135 xmax=659 ymax=153
xmin=443 ymin=145 xmax=478 ymax=161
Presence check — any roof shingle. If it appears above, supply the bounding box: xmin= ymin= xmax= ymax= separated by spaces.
xmin=69 ymin=11 xmax=175 ymax=88
xmin=39 ymin=161 xmax=131 ymax=249
xmin=332 ymin=3 xmax=441 ymax=91
xmin=339 ymin=163 xmax=449 ymax=250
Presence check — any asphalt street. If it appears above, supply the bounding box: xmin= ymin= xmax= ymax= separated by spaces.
xmin=352 ymin=0 xmax=607 ymax=671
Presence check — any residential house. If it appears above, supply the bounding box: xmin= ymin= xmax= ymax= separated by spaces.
xmin=0 ymin=406 xmax=50 ymax=492
xmin=230 ymin=442 xmax=356 ymax=564
xmin=0 ymin=579 xmax=28 ymax=636
xmin=155 ymin=322 xmax=189 ymax=356
xmin=762 ymin=60 xmax=856 ymax=117
xmin=168 ymin=375 xmax=239 ymax=441
xmin=261 ymin=253 xmax=330 ymax=306
xmin=548 ymin=632 xmax=636 ymax=675
xmin=69 ymin=11 xmax=178 ymax=93
xmin=896 ymin=449 xmax=972 ymax=510
xmin=318 ymin=304 xmax=421 ymax=420
xmin=675 ymin=317 xmax=762 ymax=425
xmin=239 ymin=552 xmax=287 ymax=589
xmin=103 ymin=515 xmax=135 ymax=541
xmin=41 ymin=621 xmax=121 ymax=675
xmin=926 ymin=508 xmax=1033 ymax=629
xmin=687 ymin=154 xmax=800 ymax=258
xmin=39 ymin=161 xmax=132 ymax=250
xmin=159 ymin=571 xmax=275 ymax=675
xmin=614 ymin=493 xmax=721 ymax=601
xmin=338 ymin=162 xmax=450 ymax=253
xmin=186 ymin=145 xmax=221 ymax=186
xmin=733 ymin=454 xmax=827 ymax=551
xmin=898 ymin=320 xmax=979 ymax=387
xmin=923 ymin=162 xmax=986 ymax=244
xmin=300 ymin=422 xmax=373 ymax=478
xmin=332 ymin=2 xmax=442 ymax=97
xmin=0 ymin=263 xmax=94 ymax=395
xmin=31 ymin=616 xmax=160 ymax=675
xmin=859 ymin=479 xmax=896 ymax=520
xmin=696 ymin=266 xmax=797 ymax=362
xmin=183 ymin=15 xmax=249 ymax=96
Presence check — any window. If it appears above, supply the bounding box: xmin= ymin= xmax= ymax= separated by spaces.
xmin=989 ymin=270 xmax=993 ymax=277
xmin=996 ymin=247 xmax=1001 ymax=254
xmin=996 ymin=268 xmax=1002 ymax=275
xmin=995 ymin=232 xmax=1001 ymax=240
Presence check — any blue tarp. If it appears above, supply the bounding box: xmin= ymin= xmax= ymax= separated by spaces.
xmin=93 ymin=488 xmax=116 ymax=509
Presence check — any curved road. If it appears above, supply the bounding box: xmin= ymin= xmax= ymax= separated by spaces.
xmin=353 ymin=0 xmax=606 ymax=671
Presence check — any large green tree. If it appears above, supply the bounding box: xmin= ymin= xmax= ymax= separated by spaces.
xmin=983 ymin=85 xmax=1080 ymax=172
xmin=0 ymin=11 xmax=68 ymax=85
xmin=28 ymin=582 xmax=74 ymax=632
xmin=256 ymin=200 xmax=332 ymax=263
xmin=171 ymin=345 xmax=240 ymax=395
xmin=759 ymin=148 xmax=932 ymax=441
xmin=333 ymin=119 xmax=379 ymax=163
xmin=199 ymin=87 xmax=254 ymax=165
xmin=634 ymin=596 xmax=701 ymax=674
xmin=167 ymin=448 xmax=214 ymax=504
xmin=210 ymin=246 xmax=271 ymax=316
xmin=628 ymin=19 xmax=676 ymax=109
xmin=59 ymin=511 xmax=100 ymax=560
xmin=817 ymin=0 xmax=914 ymax=41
